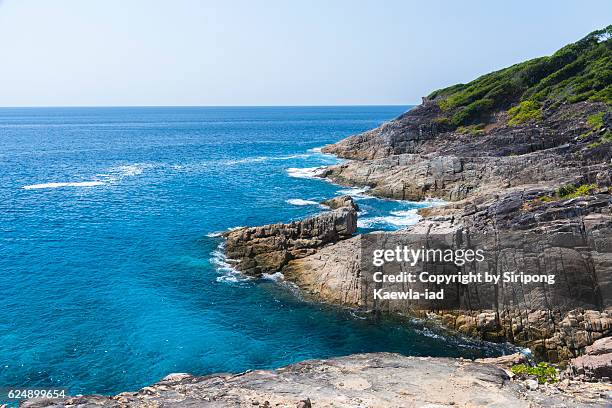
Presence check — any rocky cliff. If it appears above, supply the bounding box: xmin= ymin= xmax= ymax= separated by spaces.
xmin=310 ymin=28 xmax=612 ymax=361
xmin=223 ymin=27 xmax=612 ymax=363
xmin=23 ymin=353 xmax=612 ymax=407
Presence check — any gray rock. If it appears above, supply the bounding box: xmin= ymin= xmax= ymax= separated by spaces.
xmin=21 ymin=353 xmax=608 ymax=407
xmin=567 ymin=337 xmax=612 ymax=381
xmin=526 ymin=379 xmax=540 ymax=390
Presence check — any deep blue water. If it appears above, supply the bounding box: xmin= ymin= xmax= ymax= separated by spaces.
xmin=0 ymin=106 xmax=510 ymax=395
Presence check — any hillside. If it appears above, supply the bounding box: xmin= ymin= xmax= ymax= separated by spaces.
xmin=430 ymin=25 xmax=611 ymax=129
xmin=323 ymin=26 xmax=612 ymax=161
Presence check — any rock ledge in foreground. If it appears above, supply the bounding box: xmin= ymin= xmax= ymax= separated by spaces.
xmin=22 ymin=353 xmax=611 ymax=408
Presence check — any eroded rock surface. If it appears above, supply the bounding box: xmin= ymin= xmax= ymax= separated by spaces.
xmin=22 ymin=353 xmax=612 ymax=408
xmin=222 ymin=36 xmax=612 ymax=369
xmin=224 ymin=196 xmax=357 ymax=276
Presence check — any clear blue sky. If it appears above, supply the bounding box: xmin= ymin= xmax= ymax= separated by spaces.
xmin=0 ymin=0 xmax=609 ymax=106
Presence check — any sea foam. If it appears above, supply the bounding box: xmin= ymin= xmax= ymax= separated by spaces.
xmin=22 ymin=181 xmax=105 ymax=190
xmin=358 ymin=209 xmax=421 ymax=228
xmin=337 ymin=186 xmax=371 ymax=199
xmin=206 ymin=225 xmax=245 ymax=238
xmin=286 ymin=166 xmax=326 ymax=179
xmin=224 ymin=154 xmax=312 ymax=166
xmin=210 ymin=242 xmax=250 ymax=284
xmin=286 ymin=198 xmax=320 ymax=206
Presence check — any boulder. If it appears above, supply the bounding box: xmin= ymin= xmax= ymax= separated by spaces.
xmin=321 ymin=195 xmax=359 ymax=211
xmin=567 ymin=337 xmax=612 ymax=381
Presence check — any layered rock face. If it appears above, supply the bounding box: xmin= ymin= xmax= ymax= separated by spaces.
xmin=283 ymin=236 xmax=362 ymax=306
xmin=320 ymin=150 xmax=596 ymax=201
xmin=321 ymin=102 xmax=611 ymax=202
xmin=309 ymin=58 xmax=612 ymax=364
xmin=221 ymin=31 xmax=612 ymax=367
xmin=23 ymin=353 xmax=611 ymax=407
xmin=286 ymin=226 xmax=611 ymax=361
xmin=322 ymin=102 xmax=607 ymax=160
xmin=224 ymin=197 xmax=357 ymax=276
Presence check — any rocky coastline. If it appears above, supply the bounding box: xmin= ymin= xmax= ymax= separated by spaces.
xmin=222 ymin=29 xmax=612 ymax=366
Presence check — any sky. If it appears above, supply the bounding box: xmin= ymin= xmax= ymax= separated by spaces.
xmin=0 ymin=0 xmax=610 ymax=107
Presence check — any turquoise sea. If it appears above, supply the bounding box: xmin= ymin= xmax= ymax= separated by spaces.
xmin=0 ymin=106 xmax=511 ymax=395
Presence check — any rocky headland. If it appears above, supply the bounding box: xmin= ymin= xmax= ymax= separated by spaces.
xmin=224 ymin=26 xmax=612 ymax=364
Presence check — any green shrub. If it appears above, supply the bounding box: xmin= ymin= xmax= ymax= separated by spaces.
xmin=511 ymin=362 xmax=558 ymax=384
xmin=557 ymin=183 xmax=597 ymax=199
xmin=587 ymin=111 xmax=605 ymax=130
xmin=508 ymin=101 xmax=543 ymax=125
xmin=456 ymin=124 xmax=485 ymax=136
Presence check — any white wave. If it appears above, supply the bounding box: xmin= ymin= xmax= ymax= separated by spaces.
xmin=358 ymin=209 xmax=421 ymax=229
xmin=337 ymin=186 xmax=371 ymax=199
xmin=224 ymin=156 xmax=269 ymax=165
xmin=210 ymin=243 xmax=251 ymax=283
xmin=349 ymin=310 xmax=369 ymax=320
xmin=286 ymin=166 xmax=326 ymax=179
xmin=276 ymin=154 xmax=311 ymax=160
xmin=308 ymin=146 xmax=340 ymax=162
xmin=423 ymin=197 xmax=447 ymax=206
xmin=115 ymin=164 xmax=147 ymax=177
xmin=23 ymin=162 xmax=153 ymax=190
xmin=96 ymin=163 xmax=154 ymax=183
xmin=261 ymin=271 xmax=284 ymax=281
xmin=389 ymin=209 xmax=419 ymax=217
xmin=23 ymin=181 xmax=104 ymax=190
xmin=416 ymin=327 xmax=445 ymax=340
xmin=115 ymin=163 xmax=154 ymax=177
xmin=225 ymin=154 xmax=312 ymax=166
xmin=286 ymin=198 xmax=319 ymax=206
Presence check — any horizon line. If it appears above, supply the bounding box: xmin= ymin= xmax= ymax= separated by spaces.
xmin=0 ymin=103 xmax=415 ymax=109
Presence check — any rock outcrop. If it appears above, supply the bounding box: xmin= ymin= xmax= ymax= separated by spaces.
xmin=321 ymin=195 xmax=359 ymax=211
xmin=222 ymin=29 xmax=612 ymax=366
xmin=320 ymin=149 xmax=609 ymax=202
xmin=567 ymin=337 xmax=612 ymax=381
xmin=304 ymin=33 xmax=612 ymax=364
xmin=224 ymin=196 xmax=357 ymax=276
xmin=23 ymin=353 xmax=612 ymax=408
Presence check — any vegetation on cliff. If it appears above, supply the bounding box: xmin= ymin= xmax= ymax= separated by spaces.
xmin=429 ymin=26 xmax=612 ymax=128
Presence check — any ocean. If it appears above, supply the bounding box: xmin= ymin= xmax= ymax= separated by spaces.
xmin=0 ymin=106 xmax=510 ymax=395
